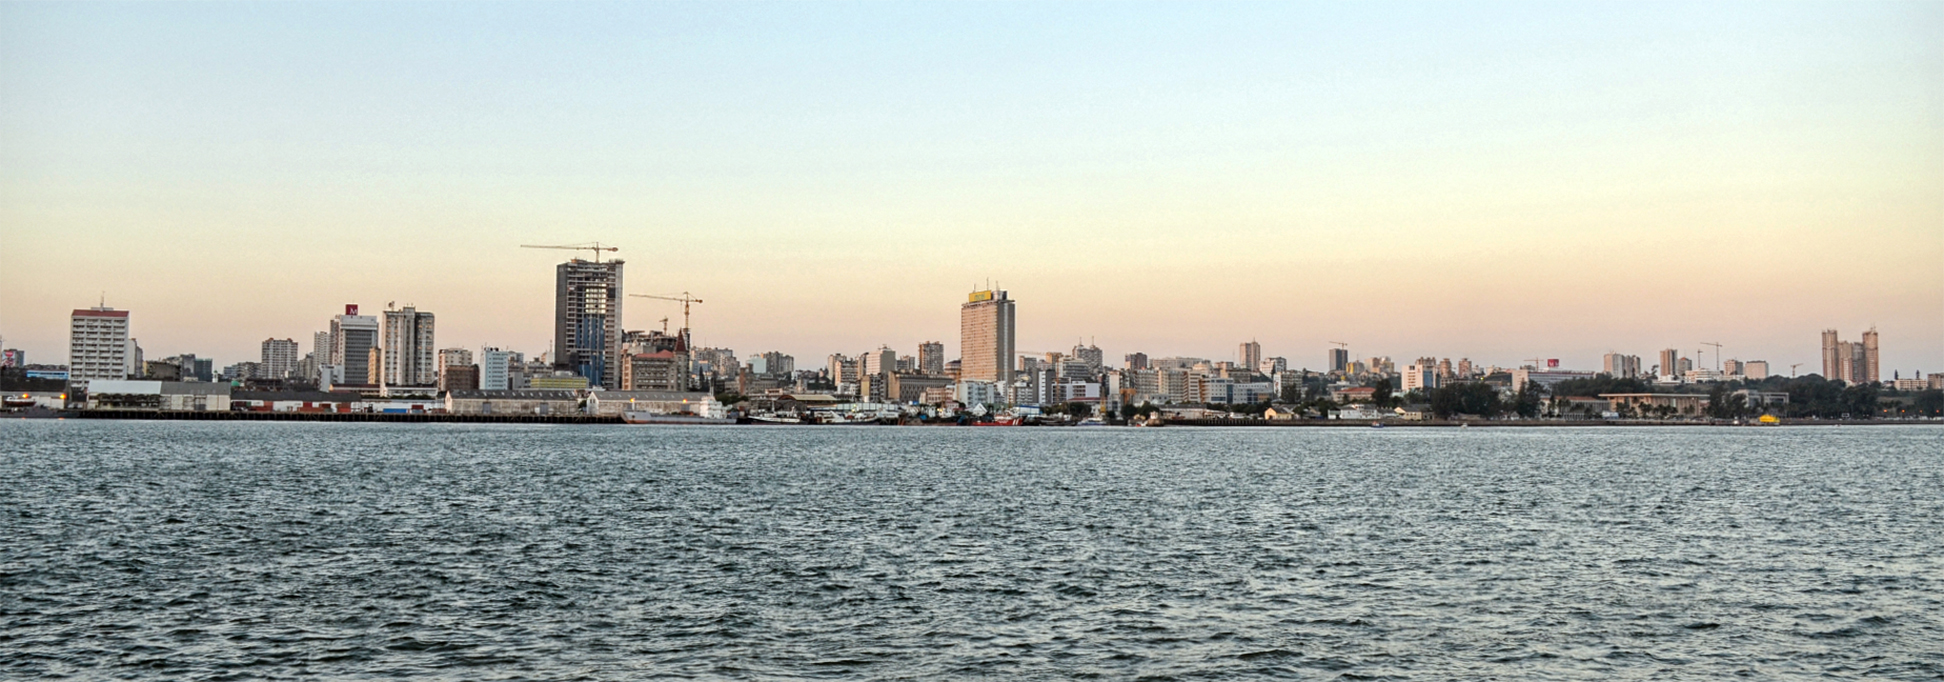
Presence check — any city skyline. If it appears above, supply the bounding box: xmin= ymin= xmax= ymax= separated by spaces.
xmin=2 ymin=2 xmax=1939 ymax=372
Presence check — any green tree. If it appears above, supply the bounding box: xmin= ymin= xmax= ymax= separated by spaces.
xmin=1513 ymin=381 xmax=1543 ymax=418
xmin=1371 ymin=378 xmax=1394 ymax=407
xmin=1429 ymin=382 xmax=1503 ymax=419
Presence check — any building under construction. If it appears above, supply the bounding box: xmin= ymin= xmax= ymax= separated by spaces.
xmin=554 ymin=259 xmax=624 ymax=389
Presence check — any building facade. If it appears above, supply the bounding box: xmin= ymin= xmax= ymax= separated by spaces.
xmin=260 ymin=338 xmax=300 ymax=380
xmin=1821 ymin=328 xmax=1880 ymax=384
xmin=1602 ymin=352 xmax=1641 ymax=379
xmin=69 ymin=307 xmax=131 ymax=382
xmin=382 ymin=306 xmax=437 ymax=386
xmin=918 ymin=341 xmax=945 ymax=376
xmin=329 ymin=306 xmax=380 ymax=386
xmin=959 ymin=289 xmax=1015 ymax=386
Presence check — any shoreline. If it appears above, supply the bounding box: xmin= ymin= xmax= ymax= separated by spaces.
xmin=5 ymin=408 xmax=1936 ymax=428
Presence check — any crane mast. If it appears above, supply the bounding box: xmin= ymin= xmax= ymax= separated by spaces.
xmin=520 ymin=242 xmax=620 ymax=262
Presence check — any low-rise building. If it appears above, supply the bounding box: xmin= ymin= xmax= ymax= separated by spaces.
xmin=1263 ymin=405 xmax=1305 ymax=421
xmin=1331 ymin=386 xmax=1377 ymax=403
xmin=442 ymin=365 xmax=480 ymax=392
xmin=954 ymin=379 xmax=998 ymax=406
xmin=1600 ymin=393 xmax=1708 ymax=417
xmin=83 ymin=380 xmax=231 ymax=411
xmin=232 ymin=390 xmax=364 ymax=412
xmin=445 ymin=390 xmax=580 ymax=416
xmin=586 ymin=390 xmax=721 ymax=418
xmin=885 ymin=373 xmax=953 ymax=404
xmin=1333 ymin=405 xmax=1384 ymax=420
xmin=1511 ymin=368 xmax=1596 ymax=392
xmin=529 ymin=374 xmax=591 ymax=390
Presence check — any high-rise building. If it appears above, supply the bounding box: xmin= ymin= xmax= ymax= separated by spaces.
xmin=1072 ymin=343 xmax=1103 ymax=373
xmin=1401 ymin=361 xmax=1440 ymax=393
xmin=555 ymin=259 xmax=624 ymax=388
xmin=436 ymin=348 xmax=472 ymax=390
xmin=480 ymin=347 xmax=514 ymax=391
xmin=1822 ymin=329 xmax=1843 ymax=381
xmin=1821 ymin=328 xmax=1879 ymax=384
xmin=1238 ymin=341 xmax=1261 ymax=372
xmin=1743 ymin=360 xmax=1769 ymax=380
xmin=382 ymin=306 xmax=437 ymax=386
xmin=827 ymin=354 xmax=858 ymax=384
xmin=1259 ymin=356 xmax=1287 ymax=375
xmin=862 ymin=346 xmax=897 ymax=377
xmin=69 ymin=306 xmax=131 ymax=381
xmin=1124 ymin=352 xmax=1149 ymax=370
xmin=312 ymin=330 xmax=333 ymax=381
xmin=1603 ymin=353 xmax=1641 ymax=379
xmin=959 ymin=289 xmax=1015 ymax=385
xmin=261 ymin=338 xmax=300 ymax=379
xmin=1328 ymin=347 xmax=1349 ymax=374
xmin=760 ymin=351 xmax=795 ymax=376
xmin=330 ymin=305 xmax=380 ymax=386
xmin=918 ymin=341 xmax=946 ymax=375
xmin=1862 ymin=328 xmax=1880 ymax=384
xmin=1659 ymin=349 xmax=1682 ymax=380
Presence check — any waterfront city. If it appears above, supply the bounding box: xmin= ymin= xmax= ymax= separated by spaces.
xmin=6 ymin=256 xmax=1939 ymax=424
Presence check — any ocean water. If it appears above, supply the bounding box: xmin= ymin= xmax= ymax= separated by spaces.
xmin=1 ymin=421 xmax=1940 ymax=680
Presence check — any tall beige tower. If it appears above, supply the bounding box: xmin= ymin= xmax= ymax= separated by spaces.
xmin=959 ymin=289 xmax=1015 ymax=386
xmin=1822 ymin=329 xmax=1842 ymax=381
xmin=1862 ymin=328 xmax=1879 ymax=384
xmin=1238 ymin=340 xmax=1261 ymax=373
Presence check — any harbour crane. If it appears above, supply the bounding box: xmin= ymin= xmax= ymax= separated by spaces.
xmin=520 ymin=242 xmax=620 ymax=262
xmin=630 ymin=292 xmax=704 ymax=337
xmin=1700 ymin=341 xmax=1723 ymax=370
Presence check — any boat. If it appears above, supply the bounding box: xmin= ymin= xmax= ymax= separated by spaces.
xmin=1075 ymin=418 xmax=1108 ymax=427
xmin=623 ymin=411 xmax=735 ymax=425
xmin=3 ymin=395 xmax=35 ymax=409
xmin=747 ymin=414 xmax=803 ymax=425
xmin=973 ymin=416 xmax=1023 ymax=426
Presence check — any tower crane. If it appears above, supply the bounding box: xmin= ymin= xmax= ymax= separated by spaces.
xmin=630 ymin=292 xmax=704 ymax=338
xmin=1700 ymin=341 xmax=1723 ymax=370
xmin=520 ymin=242 xmax=620 ymax=262
xmin=1791 ymin=363 xmax=1802 ymax=377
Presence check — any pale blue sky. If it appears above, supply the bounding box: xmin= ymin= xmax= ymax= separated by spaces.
xmin=2 ymin=1 xmax=1939 ymax=373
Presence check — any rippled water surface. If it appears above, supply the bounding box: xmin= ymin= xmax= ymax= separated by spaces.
xmin=3 ymin=422 xmax=1941 ymax=680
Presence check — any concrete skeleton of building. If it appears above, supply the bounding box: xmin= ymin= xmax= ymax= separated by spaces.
xmin=555 ymin=259 xmax=624 ymax=389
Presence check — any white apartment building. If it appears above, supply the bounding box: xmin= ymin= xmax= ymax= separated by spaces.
xmin=382 ymin=306 xmax=437 ymax=386
xmin=261 ymin=338 xmax=300 ymax=379
xmin=480 ymin=347 xmax=514 ymax=391
xmin=1401 ymin=362 xmax=1439 ymax=393
xmin=69 ymin=307 xmax=131 ymax=382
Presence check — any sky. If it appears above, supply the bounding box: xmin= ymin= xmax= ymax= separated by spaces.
xmin=2 ymin=1 xmax=1940 ymax=375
